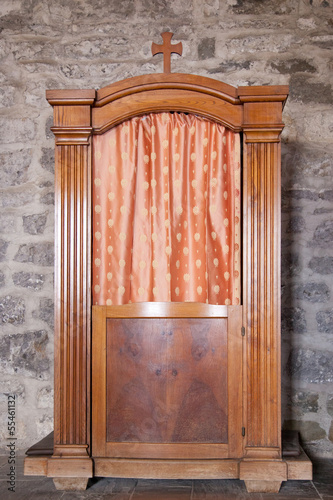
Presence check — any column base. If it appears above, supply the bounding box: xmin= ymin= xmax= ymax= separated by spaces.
xmin=53 ymin=477 xmax=89 ymax=491
xmin=244 ymin=480 xmax=282 ymax=493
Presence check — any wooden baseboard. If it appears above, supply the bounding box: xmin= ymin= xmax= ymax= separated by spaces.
xmin=244 ymin=480 xmax=282 ymax=493
xmin=94 ymin=458 xmax=239 ymax=479
xmin=240 ymin=459 xmax=287 ymax=482
xmin=47 ymin=457 xmax=93 ymax=478
xmin=24 ymin=446 xmax=312 ymax=484
xmin=24 ymin=456 xmax=48 ymax=476
xmin=286 ymin=447 xmax=313 ymax=480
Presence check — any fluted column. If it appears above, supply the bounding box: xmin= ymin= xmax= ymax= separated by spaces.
xmin=239 ymin=87 xmax=288 ymax=462
xmin=46 ymin=90 xmax=95 ymax=479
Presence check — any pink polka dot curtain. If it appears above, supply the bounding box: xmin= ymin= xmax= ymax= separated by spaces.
xmin=92 ymin=112 xmax=241 ymax=306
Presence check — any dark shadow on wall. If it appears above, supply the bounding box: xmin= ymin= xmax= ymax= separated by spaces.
xmin=280 ymin=138 xmax=333 ymax=454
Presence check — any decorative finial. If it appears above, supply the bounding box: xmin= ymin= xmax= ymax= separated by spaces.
xmin=151 ymin=32 xmax=183 ymax=74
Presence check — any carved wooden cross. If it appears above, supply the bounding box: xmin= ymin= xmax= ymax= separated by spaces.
xmin=151 ymin=32 xmax=183 ymax=74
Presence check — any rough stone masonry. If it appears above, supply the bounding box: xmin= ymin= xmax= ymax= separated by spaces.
xmin=0 ymin=0 xmax=332 ymax=458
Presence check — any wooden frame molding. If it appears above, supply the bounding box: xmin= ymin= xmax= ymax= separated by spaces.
xmin=23 ymin=72 xmax=311 ymax=491
xmin=92 ymin=303 xmax=243 ymax=461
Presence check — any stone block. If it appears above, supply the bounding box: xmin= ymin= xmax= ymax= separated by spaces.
xmin=309 ymin=257 xmax=333 ymax=275
xmin=37 ymin=386 xmax=53 ymax=409
xmin=0 ymin=239 xmax=8 ymax=262
xmin=314 ymin=208 xmax=333 ymax=215
xmin=208 ymin=60 xmax=252 ymax=74
xmin=14 ymin=242 xmax=54 ymax=266
xmin=0 ymin=186 xmax=37 ymax=208
xmin=0 ymin=214 xmax=17 ymax=233
xmin=291 ymin=391 xmax=319 ymax=414
xmin=138 ymin=0 xmax=191 ymax=18
xmin=281 ymin=143 xmax=332 ymax=190
xmin=198 ymin=38 xmax=215 ymax=60
xmin=312 ymin=220 xmax=333 ymax=248
xmin=310 ymin=34 xmax=333 ymax=49
xmin=286 ymin=215 xmax=306 ymax=233
xmin=287 ymin=348 xmax=333 ymax=384
xmin=327 ymin=396 xmax=333 ymax=417
xmin=0 ymin=296 xmax=25 ymax=325
xmin=319 ymin=190 xmax=333 ymax=201
xmin=0 ymin=272 xmax=4 ymax=288
xmin=295 ymin=282 xmax=330 ymax=303
xmin=283 ymin=420 xmax=326 ymax=441
xmin=316 ymin=309 xmax=333 ymax=333
xmin=303 ymin=111 xmax=333 ymax=143
xmin=36 ymin=415 xmax=53 ymax=439
xmin=281 ymin=306 xmax=307 ymax=333
xmin=281 ymin=252 xmax=301 ymax=278
xmin=270 ymin=58 xmax=316 ymax=74
xmin=0 ymin=380 xmax=25 ymax=403
xmin=33 ymin=298 xmax=54 ymax=330
xmin=41 ymin=148 xmax=54 ymax=174
xmin=40 ymin=191 xmax=54 ymax=205
xmin=227 ymin=0 xmax=298 ymax=15
xmin=45 ymin=116 xmax=53 ymax=140
xmin=297 ymin=17 xmax=317 ymax=30
xmin=0 ymin=330 xmax=49 ymax=379
xmin=225 ymin=34 xmax=294 ymax=54
xmin=0 ymin=149 xmax=32 ymax=187
xmin=289 ymin=75 xmax=333 ymax=104
xmin=0 ymin=117 xmax=35 ymax=144
xmin=12 ymin=272 xmax=45 ymax=291
xmin=22 ymin=213 xmax=48 ymax=235
xmin=0 ymin=84 xmax=16 ymax=108
xmin=286 ymin=189 xmax=319 ymax=201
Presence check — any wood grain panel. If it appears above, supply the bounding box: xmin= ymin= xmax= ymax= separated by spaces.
xmin=94 ymin=457 xmax=239 ymax=479
xmin=106 ymin=318 xmax=228 ymax=444
xmin=53 ymin=141 xmax=91 ymax=447
xmin=104 ymin=302 xmax=228 ymax=318
xmin=242 ymin=139 xmax=281 ymax=455
xmin=105 ymin=442 xmax=228 ymax=459
xmin=92 ymin=89 xmax=242 ymax=134
xmin=95 ymin=73 xmax=239 ymax=104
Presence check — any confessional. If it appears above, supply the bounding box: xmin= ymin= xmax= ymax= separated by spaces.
xmin=24 ymin=33 xmax=312 ymax=492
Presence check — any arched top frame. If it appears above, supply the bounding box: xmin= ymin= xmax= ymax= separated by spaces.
xmin=46 ymin=72 xmax=288 ymax=143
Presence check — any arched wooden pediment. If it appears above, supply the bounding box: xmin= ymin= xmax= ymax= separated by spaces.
xmin=92 ymin=73 xmax=242 ymax=133
xmin=46 ymin=73 xmax=288 ymax=143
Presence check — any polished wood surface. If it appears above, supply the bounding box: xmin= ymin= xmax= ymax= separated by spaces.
xmin=243 ymin=140 xmax=282 ymax=458
xmin=106 ymin=317 xmax=228 ymax=444
xmin=45 ymin=93 xmax=93 ymax=458
xmin=92 ymin=303 xmax=243 ymax=462
xmin=151 ymin=32 xmax=183 ymax=74
xmin=94 ymin=457 xmax=239 ymax=480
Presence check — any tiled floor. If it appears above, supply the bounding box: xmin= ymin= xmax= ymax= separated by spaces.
xmin=0 ymin=455 xmax=332 ymax=500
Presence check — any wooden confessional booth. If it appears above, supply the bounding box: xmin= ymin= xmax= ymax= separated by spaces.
xmin=24 ymin=33 xmax=312 ymax=493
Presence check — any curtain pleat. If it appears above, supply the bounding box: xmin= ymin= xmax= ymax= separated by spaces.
xmin=92 ymin=112 xmax=240 ymax=306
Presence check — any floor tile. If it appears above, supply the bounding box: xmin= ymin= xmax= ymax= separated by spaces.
xmin=0 ymin=478 xmax=61 ymax=500
xmin=312 ymin=459 xmax=333 ymax=497
xmin=133 ymin=479 xmax=193 ymax=499
xmin=192 ymin=479 xmax=251 ymax=499
xmin=277 ymin=480 xmax=321 ymax=498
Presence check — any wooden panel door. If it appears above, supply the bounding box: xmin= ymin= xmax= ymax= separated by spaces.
xmin=92 ymin=302 xmax=243 ymax=460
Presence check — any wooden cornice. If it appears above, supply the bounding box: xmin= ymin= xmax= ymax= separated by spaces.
xmin=238 ymin=85 xmax=289 ymax=108
xmin=46 ymin=89 xmax=96 ymax=106
xmin=94 ymin=73 xmax=240 ymax=106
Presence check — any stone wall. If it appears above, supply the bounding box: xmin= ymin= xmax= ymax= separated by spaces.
xmin=0 ymin=0 xmax=332 ymax=458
